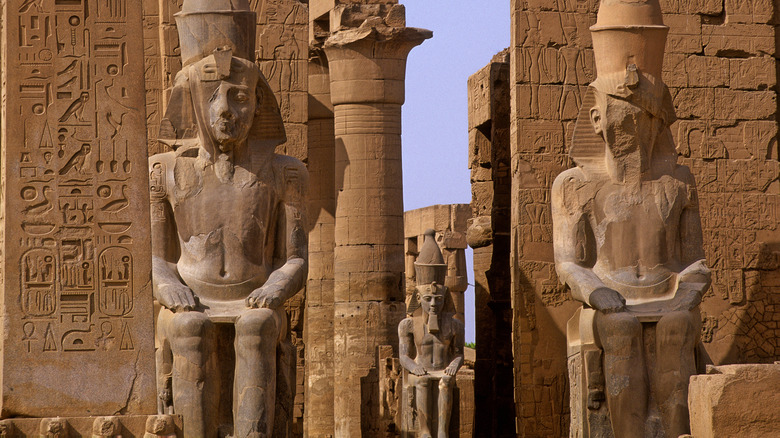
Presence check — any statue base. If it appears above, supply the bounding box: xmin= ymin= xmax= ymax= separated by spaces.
xmin=0 ymin=414 xmax=182 ymax=437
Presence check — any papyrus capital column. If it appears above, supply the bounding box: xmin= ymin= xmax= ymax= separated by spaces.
xmin=324 ymin=19 xmax=431 ymax=436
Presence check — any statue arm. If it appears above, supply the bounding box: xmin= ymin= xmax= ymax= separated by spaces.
xmin=445 ymin=319 xmax=465 ymax=376
xmin=552 ymin=170 xmax=623 ymax=311
xmin=672 ymin=168 xmax=711 ymax=309
xmin=247 ymin=157 xmax=309 ymax=309
xmin=149 ymin=153 xmax=196 ymax=311
xmin=399 ymin=318 xmax=425 ymax=376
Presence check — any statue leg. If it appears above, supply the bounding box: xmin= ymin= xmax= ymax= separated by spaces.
xmin=437 ymin=375 xmax=454 ymax=438
xmin=164 ymin=310 xmax=218 ymax=437
xmin=654 ymin=310 xmax=700 ymax=437
xmin=415 ymin=376 xmax=432 ymax=438
xmin=233 ymin=308 xmax=282 ymax=438
xmin=595 ymin=311 xmax=647 ymax=438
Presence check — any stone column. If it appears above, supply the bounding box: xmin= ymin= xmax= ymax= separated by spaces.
xmin=324 ymin=24 xmax=431 ymax=436
xmin=304 ymin=48 xmax=336 ymax=436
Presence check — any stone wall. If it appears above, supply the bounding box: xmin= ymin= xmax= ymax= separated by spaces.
xmin=510 ymin=0 xmax=780 ymax=435
xmin=466 ymin=52 xmax=517 ymax=437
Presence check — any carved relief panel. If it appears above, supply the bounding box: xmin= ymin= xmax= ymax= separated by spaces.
xmin=2 ymin=0 xmax=155 ymax=417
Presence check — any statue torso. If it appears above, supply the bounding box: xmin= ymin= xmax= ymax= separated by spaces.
xmin=412 ymin=315 xmax=457 ymax=371
xmin=569 ymin=169 xmax=693 ymax=303
xmin=169 ymin=155 xmax=279 ymax=301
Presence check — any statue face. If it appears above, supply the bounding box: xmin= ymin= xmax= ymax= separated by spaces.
xmin=418 ymin=286 xmax=445 ymax=315
xmin=198 ymin=63 xmax=258 ymax=152
xmin=590 ymin=94 xmax=663 ymax=160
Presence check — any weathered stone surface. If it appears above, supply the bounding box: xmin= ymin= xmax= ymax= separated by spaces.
xmin=467 ymin=54 xmax=516 ymax=438
xmin=1 ymin=0 xmax=156 ymax=418
xmin=688 ymin=364 xmax=780 ymax=437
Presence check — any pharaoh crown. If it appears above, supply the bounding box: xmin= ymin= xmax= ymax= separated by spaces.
xmin=176 ymin=0 xmax=257 ymax=66
xmin=414 ymin=229 xmax=447 ymax=286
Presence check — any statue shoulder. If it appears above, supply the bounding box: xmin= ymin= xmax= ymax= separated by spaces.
xmin=552 ymin=167 xmax=588 ymax=214
xmin=398 ymin=317 xmax=415 ymax=334
xmin=272 ymin=154 xmax=309 ymax=202
xmin=552 ymin=167 xmax=587 ymax=194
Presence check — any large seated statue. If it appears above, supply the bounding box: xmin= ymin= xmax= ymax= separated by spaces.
xmin=552 ymin=1 xmax=711 ymax=437
xmin=399 ymin=230 xmax=464 ymax=438
xmin=149 ymin=1 xmax=307 ymax=436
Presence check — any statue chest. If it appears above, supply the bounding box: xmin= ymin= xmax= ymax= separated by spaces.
xmin=414 ymin=322 xmax=452 ymax=369
xmin=591 ymin=177 xmax=689 ymax=278
xmin=171 ymin=169 xmax=278 ymax=246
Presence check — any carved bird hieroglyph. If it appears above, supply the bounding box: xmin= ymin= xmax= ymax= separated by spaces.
xmin=59 ymin=144 xmax=91 ymax=175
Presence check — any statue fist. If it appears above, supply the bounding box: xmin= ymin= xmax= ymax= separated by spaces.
xmin=246 ymin=285 xmax=283 ymax=310
xmin=157 ymin=283 xmax=197 ymax=312
xmin=589 ymin=287 xmax=626 ymax=313
xmin=672 ymin=284 xmax=704 ymax=311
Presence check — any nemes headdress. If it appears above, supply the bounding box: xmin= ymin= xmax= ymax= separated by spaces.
xmin=570 ymin=0 xmax=677 ymax=172
xmin=158 ymin=0 xmax=286 ymax=149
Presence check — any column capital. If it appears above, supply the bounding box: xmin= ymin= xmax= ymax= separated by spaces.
xmin=324 ymin=25 xmax=432 ymax=105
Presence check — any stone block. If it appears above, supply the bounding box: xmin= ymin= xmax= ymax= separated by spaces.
xmin=689 ymin=364 xmax=780 ymax=437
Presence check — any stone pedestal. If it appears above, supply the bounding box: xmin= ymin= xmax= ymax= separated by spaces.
xmin=0 ymin=415 xmax=181 ymax=437
xmin=324 ymin=25 xmax=431 ymax=436
xmin=688 ymin=364 xmax=780 ymax=437
xmin=1 ymin=0 xmax=155 ymax=417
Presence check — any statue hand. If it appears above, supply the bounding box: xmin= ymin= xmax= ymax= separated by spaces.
xmin=409 ymin=365 xmax=427 ymax=376
xmin=589 ymin=287 xmax=626 ymax=313
xmin=672 ymin=284 xmax=703 ymax=311
xmin=157 ymin=283 xmax=197 ymax=312
xmin=246 ymin=284 xmax=283 ymax=310
xmin=444 ymin=363 xmax=459 ymax=377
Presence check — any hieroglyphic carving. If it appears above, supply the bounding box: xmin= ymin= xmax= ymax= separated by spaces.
xmin=2 ymin=0 xmax=155 ymax=416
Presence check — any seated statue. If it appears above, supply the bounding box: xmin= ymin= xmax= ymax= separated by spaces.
xmin=399 ymin=230 xmax=464 ymax=438
xmin=552 ymin=1 xmax=710 ymax=437
xmin=149 ymin=1 xmax=307 ymax=436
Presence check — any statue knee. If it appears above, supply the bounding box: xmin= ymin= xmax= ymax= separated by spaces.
xmin=597 ymin=312 xmax=641 ymax=355
xmin=657 ymin=311 xmax=696 ymax=348
xmin=415 ymin=377 xmax=431 ymax=389
xmin=170 ymin=311 xmax=211 ymax=340
xmin=439 ymin=375 xmax=454 ymax=390
xmin=236 ymin=309 xmax=279 ymax=340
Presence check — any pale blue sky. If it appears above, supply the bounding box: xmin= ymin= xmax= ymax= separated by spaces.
xmin=402 ymin=2 xmax=510 ymax=342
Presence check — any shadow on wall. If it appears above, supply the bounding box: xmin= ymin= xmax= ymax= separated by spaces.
xmin=716 ymin=240 xmax=780 ymax=365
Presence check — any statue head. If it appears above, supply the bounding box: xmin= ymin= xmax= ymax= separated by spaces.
xmin=188 ymin=51 xmax=260 ymax=154
xmin=570 ymin=0 xmax=677 ymax=180
xmin=158 ymin=0 xmax=285 ymax=154
xmin=417 ymin=283 xmax=445 ymax=316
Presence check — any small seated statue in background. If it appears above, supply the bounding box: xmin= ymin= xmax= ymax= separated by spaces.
xmin=399 ymin=230 xmax=464 ymax=438
xmin=552 ymin=1 xmax=710 ymax=437
xmin=149 ymin=1 xmax=307 ymax=436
